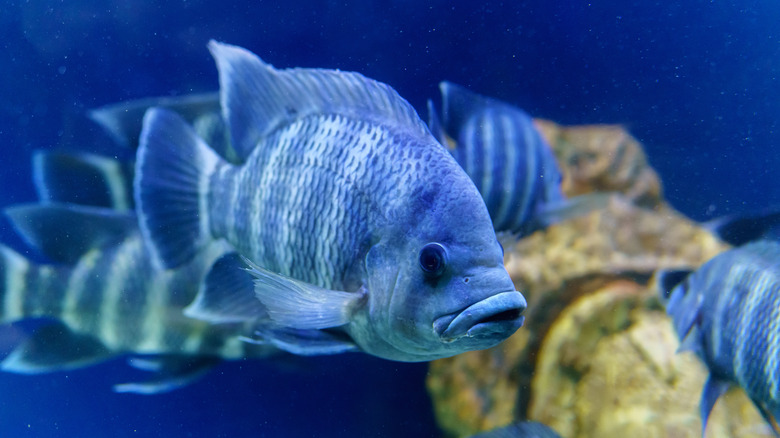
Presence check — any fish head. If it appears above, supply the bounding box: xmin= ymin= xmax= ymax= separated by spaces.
xmin=351 ymin=170 xmax=526 ymax=361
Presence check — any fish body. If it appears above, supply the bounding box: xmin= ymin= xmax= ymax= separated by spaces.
xmin=662 ymin=240 xmax=780 ymax=435
xmin=0 ymin=151 xmax=275 ymax=393
xmin=428 ymin=82 xmax=567 ymax=236
xmin=135 ymin=41 xmax=526 ymax=362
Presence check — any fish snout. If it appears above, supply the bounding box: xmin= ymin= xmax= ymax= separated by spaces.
xmin=433 ymin=291 xmax=526 ymax=342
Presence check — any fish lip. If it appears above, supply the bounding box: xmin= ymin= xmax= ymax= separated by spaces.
xmin=433 ymin=291 xmax=527 ymax=341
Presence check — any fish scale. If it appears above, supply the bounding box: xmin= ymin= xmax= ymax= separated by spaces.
xmin=664 ymin=239 xmax=780 ymax=435
xmin=428 ymin=82 xmax=569 ymax=236
xmin=210 ymin=114 xmax=411 ymax=290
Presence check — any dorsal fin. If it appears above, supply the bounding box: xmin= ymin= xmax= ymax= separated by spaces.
xmin=655 ymin=268 xmax=694 ymax=302
xmin=209 ymin=40 xmax=431 ymax=161
xmin=704 ymin=207 xmax=780 ymax=246
xmin=32 ymin=150 xmax=134 ymax=211
xmin=439 ymin=81 xmax=494 ymax=136
xmin=4 ymin=203 xmax=137 ymax=264
xmin=89 ymin=92 xmax=220 ymax=149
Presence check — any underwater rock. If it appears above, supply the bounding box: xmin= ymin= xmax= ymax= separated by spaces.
xmin=427 ymin=198 xmax=730 ymax=437
xmin=529 ymin=282 xmax=768 ymax=438
xmin=534 ymin=121 xmax=663 ymax=208
xmin=425 ymin=120 xmax=773 ymax=437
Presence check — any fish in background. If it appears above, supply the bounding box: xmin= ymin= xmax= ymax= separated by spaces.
xmin=88 ymin=92 xmax=240 ymax=164
xmin=657 ymin=211 xmax=780 ymax=436
xmin=0 ymin=150 xmax=278 ymax=394
xmin=134 ymin=41 xmax=526 ymax=362
xmin=428 ymin=82 xmax=608 ymax=237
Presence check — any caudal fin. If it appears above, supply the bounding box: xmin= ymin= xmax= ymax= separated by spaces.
xmin=135 ymin=107 xmax=222 ymax=269
xmin=0 ymin=244 xmax=64 ymax=324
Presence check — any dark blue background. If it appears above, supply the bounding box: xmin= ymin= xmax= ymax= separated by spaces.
xmin=1 ymin=1 xmax=778 ymax=436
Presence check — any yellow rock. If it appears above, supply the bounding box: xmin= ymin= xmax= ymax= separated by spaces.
xmin=529 ymin=282 xmax=769 ymax=438
xmin=425 ymin=123 xmax=766 ymax=438
xmin=534 ymin=121 xmax=663 ymax=208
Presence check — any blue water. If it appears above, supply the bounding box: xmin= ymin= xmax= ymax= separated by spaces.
xmin=0 ymin=1 xmax=778 ymax=436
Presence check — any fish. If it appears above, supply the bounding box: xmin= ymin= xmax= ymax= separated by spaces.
xmin=89 ymin=92 xmax=239 ymax=164
xmin=0 ymin=150 xmax=278 ymax=394
xmin=468 ymin=421 xmax=561 ymax=438
xmin=428 ymin=82 xmax=608 ymax=237
xmin=134 ymin=41 xmax=526 ymax=362
xmin=658 ymin=211 xmax=780 ymax=436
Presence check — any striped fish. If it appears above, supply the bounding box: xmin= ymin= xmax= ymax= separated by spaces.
xmin=134 ymin=41 xmax=526 ymax=362
xmin=428 ymin=82 xmax=604 ymax=236
xmin=0 ymin=151 xmax=276 ymax=394
xmin=659 ymin=213 xmax=780 ymax=436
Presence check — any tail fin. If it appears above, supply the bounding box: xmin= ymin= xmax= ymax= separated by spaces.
xmin=0 ymin=244 xmax=64 ymax=324
xmin=135 ymin=107 xmax=222 ymax=269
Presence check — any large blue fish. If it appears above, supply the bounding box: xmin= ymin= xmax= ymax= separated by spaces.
xmin=659 ymin=213 xmax=780 ymax=436
xmin=0 ymin=151 xmax=276 ymax=394
xmin=428 ymin=82 xmax=605 ymax=236
xmin=134 ymin=41 xmax=526 ymax=362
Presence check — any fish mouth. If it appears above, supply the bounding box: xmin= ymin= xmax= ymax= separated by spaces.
xmin=433 ymin=291 xmax=527 ymax=341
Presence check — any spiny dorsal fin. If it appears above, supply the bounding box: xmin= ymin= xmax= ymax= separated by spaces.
xmin=439 ymin=81 xmax=495 ymax=136
xmin=4 ymin=203 xmax=137 ymax=264
xmin=209 ymin=40 xmax=431 ymax=161
xmin=32 ymin=150 xmax=134 ymax=211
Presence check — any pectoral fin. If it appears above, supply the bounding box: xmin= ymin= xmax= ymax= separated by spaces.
xmin=244 ymin=258 xmax=365 ymax=330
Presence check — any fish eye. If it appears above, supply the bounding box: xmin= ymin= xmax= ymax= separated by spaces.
xmin=419 ymin=243 xmax=447 ymax=277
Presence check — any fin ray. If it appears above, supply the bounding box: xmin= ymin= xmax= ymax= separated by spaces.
xmin=244 ymin=258 xmax=364 ymax=330
xmin=209 ymin=40 xmax=430 ymax=161
xmin=135 ymin=107 xmax=222 ymax=269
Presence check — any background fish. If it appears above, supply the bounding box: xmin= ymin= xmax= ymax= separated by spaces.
xmin=135 ymin=41 xmax=526 ymax=362
xmin=658 ymin=212 xmax=780 ymax=436
xmin=428 ymin=82 xmax=607 ymax=237
xmin=0 ymin=150 xmax=277 ymax=394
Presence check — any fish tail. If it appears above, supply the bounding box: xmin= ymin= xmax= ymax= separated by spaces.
xmin=0 ymin=244 xmax=64 ymax=323
xmin=135 ymin=107 xmax=222 ymax=269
